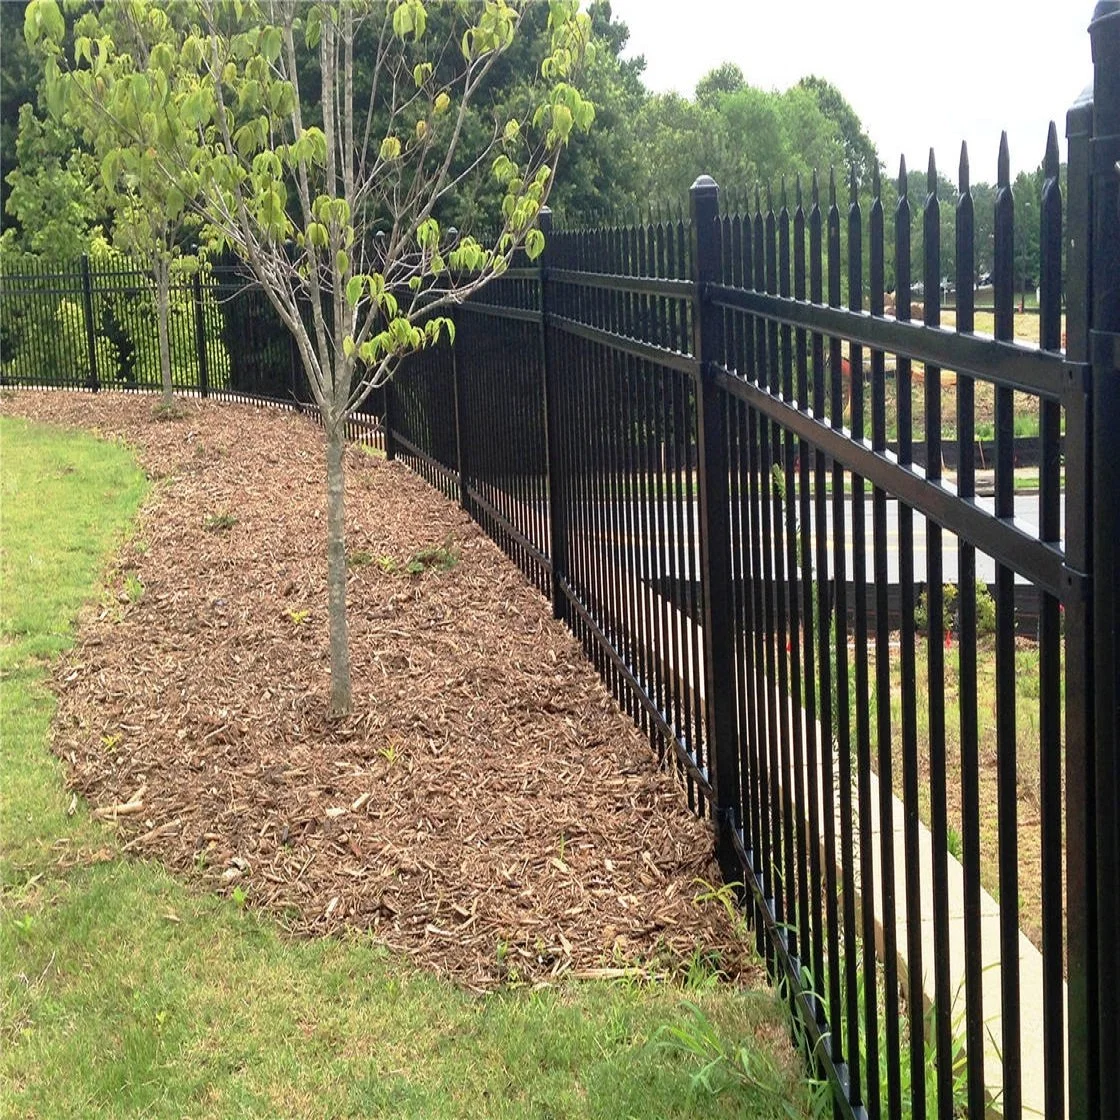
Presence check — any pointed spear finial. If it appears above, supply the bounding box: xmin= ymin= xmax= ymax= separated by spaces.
xmin=811 ymin=170 xmax=820 ymax=207
xmin=959 ymin=142 xmax=970 ymax=193
xmin=796 ymin=173 xmax=803 ymax=209
xmin=998 ymin=131 xmax=1010 ymax=187
xmin=849 ymin=165 xmax=858 ymax=205
xmin=780 ymin=176 xmax=788 ymax=211
xmin=873 ymin=163 xmax=881 ymax=200
xmin=1044 ymin=121 xmax=1059 ymax=179
xmin=898 ymin=155 xmax=908 ymax=197
xmin=828 ymin=166 xmax=837 ymax=207
xmin=754 ymin=183 xmax=762 ymax=215
xmin=927 ymin=148 xmax=938 ymax=196
xmin=766 ymin=181 xmax=774 ymax=212
xmin=675 ymin=200 xmax=684 ymax=223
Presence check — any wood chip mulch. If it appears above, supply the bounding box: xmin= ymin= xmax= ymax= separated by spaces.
xmin=3 ymin=391 xmax=756 ymax=991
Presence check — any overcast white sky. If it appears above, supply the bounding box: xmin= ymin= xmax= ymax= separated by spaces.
xmin=605 ymin=0 xmax=1096 ymax=182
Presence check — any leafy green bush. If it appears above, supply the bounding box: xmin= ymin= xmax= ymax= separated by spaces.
xmin=915 ymin=582 xmax=996 ymax=637
xmin=914 ymin=583 xmax=959 ymax=634
xmin=975 ymin=584 xmax=996 ymax=636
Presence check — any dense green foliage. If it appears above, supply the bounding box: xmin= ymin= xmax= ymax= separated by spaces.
xmin=1 ymin=2 xmax=1061 ymax=295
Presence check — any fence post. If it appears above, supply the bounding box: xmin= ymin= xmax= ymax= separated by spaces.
xmin=690 ymin=176 xmax=738 ymax=881
xmin=79 ymin=254 xmax=100 ymax=392
xmin=538 ymin=207 xmax=567 ymax=621
xmin=446 ymin=228 xmax=469 ymax=511
xmin=450 ymin=312 xmax=468 ymax=508
xmin=192 ymin=270 xmax=210 ymax=398
xmin=384 ymin=376 xmax=397 ymax=461
xmin=1089 ymin=3 xmax=1120 ymax=1115
xmin=1064 ymin=69 xmax=1098 ymax=1120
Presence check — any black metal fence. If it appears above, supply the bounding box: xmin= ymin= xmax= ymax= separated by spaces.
xmin=385 ymin=10 xmax=1120 ymax=1118
xmin=0 ymin=255 xmax=384 ymax=444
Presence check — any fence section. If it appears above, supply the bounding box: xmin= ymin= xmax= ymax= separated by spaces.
xmin=0 ymin=255 xmax=208 ymax=393
xmin=547 ymin=214 xmax=711 ymax=791
xmin=0 ymin=254 xmax=384 ymax=446
xmin=380 ymin=13 xmax=1119 ymax=1114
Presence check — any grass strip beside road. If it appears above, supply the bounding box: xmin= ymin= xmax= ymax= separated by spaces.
xmin=0 ymin=415 xmax=813 ymax=1120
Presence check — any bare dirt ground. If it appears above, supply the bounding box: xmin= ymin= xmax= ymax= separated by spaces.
xmin=3 ymin=391 xmax=752 ymax=990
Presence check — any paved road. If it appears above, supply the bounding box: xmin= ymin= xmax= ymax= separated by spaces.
xmin=571 ymin=493 xmax=1065 ymax=587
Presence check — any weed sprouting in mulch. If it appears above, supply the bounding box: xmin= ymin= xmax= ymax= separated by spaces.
xmin=2 ymin=392 xmax=753 ymax=993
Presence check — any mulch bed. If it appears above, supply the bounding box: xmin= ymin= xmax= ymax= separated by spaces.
xmin=4 ymin=391 xmax=754 ymax=990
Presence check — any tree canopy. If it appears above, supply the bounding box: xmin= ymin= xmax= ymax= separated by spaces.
xmin=4 ymin=3 xmax=1066 ymax=310
xmin=25 ymin=0 xmax=595 ymax=715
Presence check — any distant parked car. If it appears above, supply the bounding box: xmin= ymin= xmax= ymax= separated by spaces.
xmin=977 ymin=272 xmax=993 ymax=288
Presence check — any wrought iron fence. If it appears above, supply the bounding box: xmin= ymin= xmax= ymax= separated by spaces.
xmin=0 ymin=255 xmax=383 ymax=444
xmin=387 ymin=8 xmax=1120 ymax=1116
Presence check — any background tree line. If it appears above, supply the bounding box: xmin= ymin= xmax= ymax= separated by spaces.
xmin=1 ymin=0 xmax=1059 ymax=295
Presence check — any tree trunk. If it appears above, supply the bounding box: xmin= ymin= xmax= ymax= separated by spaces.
xmin=324 ymin=417 xmax=352 ymax=716
xmin=155 ymin=257 xmax=173 ymax=404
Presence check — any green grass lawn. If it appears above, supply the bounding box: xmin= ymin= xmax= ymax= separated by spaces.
xmin=0 ymin=415 xmax=814 ymax=1120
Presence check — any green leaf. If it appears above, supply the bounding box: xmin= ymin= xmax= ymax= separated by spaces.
xmin=25 ymin=0 xmax=64 ymax=46
xmin=182 ymin=90 xmax=209 ymax=128
xmin=491 ymin=154 xmax=515 ymax=185
xmin=524 ymin=228 xmax=545 ymax=261
xmin=129 ymin=72 xmax=151 ymax=110
xmin=416 ymin=217 xmax=439 ymax=250
xmin=345 ymin=275 xmax=364 ymax=306
xmin=260 ymin=27 xmax=283 ymax=63
xmin=261 ymin=185 xmax=287 ymax=234
xmin=100 ymin=150 xmax=118 ymax=190
xmin=305 ymin=7 xmax=322 ymax=48
xmin=393 ymin=1 xmax=427 ymax=41
xmin=552 ymin=104 xmax=573 ymax=141
xmin=393 ymin=4 xmax=413 ymax=37
xmin=234 ymin=123 xmax=259 ymax=159
xmin=335 ymin=250 xmax=349 ymax=276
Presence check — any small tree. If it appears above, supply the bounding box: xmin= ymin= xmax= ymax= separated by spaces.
xmin=29 ymin=0 xmax=593 ymax=715
xmin=28 ymin=0 xmax=200 ymax=404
